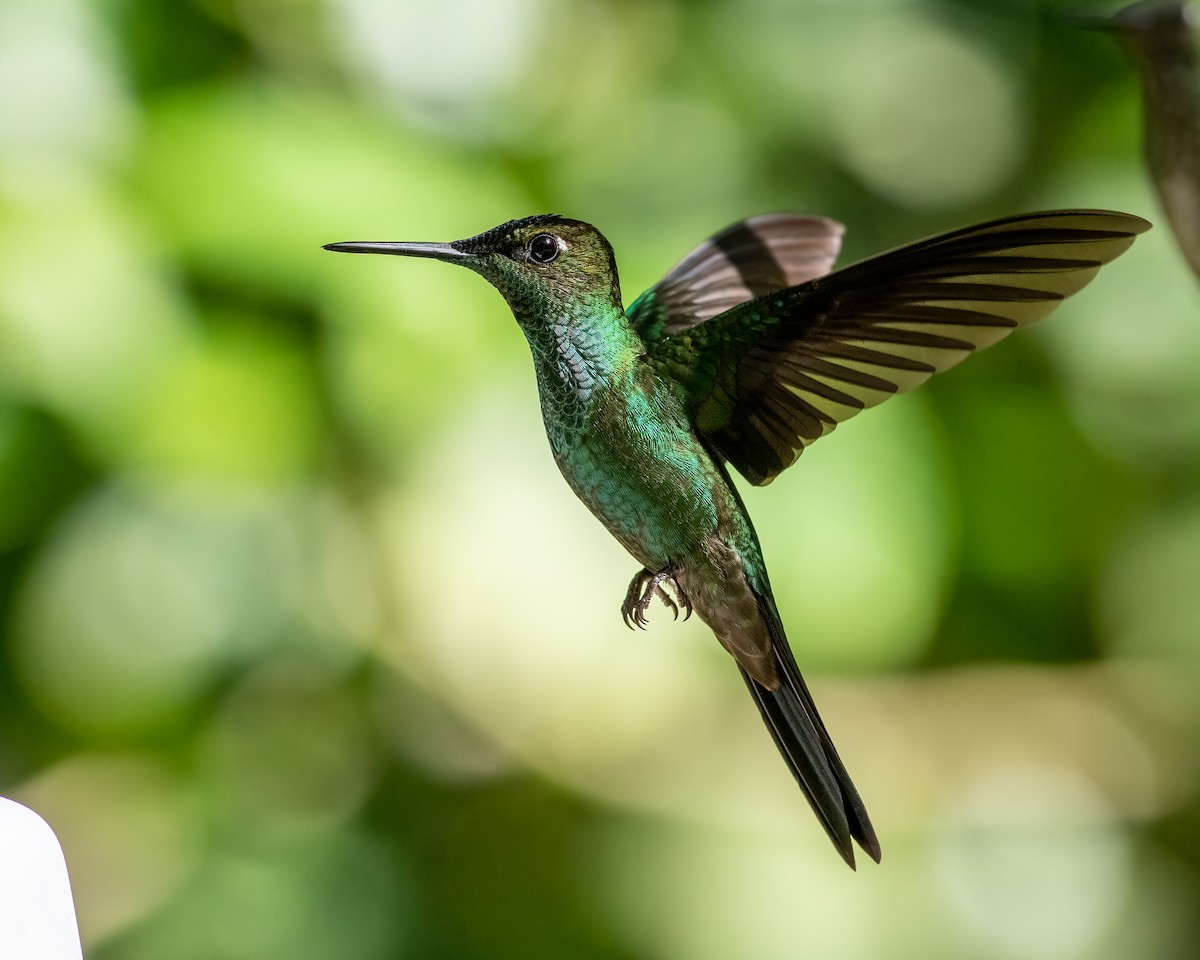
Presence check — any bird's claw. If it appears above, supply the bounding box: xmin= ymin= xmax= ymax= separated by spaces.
xmin=621 ymin=566 xmax=693 ymax=630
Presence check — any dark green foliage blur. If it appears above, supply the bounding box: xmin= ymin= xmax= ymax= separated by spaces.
xmin=2 ymin=0 xmax=1199 ymax=957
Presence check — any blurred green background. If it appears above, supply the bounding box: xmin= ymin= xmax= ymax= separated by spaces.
xmin=2 ymin=0 xmax=1199 ymax=957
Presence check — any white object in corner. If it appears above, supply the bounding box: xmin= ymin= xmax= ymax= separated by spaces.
xmin=0 ymin=797 xmax=84 ymax=959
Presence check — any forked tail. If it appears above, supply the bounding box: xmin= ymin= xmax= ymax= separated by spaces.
xmin=740 ymin=596 xmax=881 ymax=868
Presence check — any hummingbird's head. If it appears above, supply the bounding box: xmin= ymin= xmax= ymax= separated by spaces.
xmin=324 ymin=215 xmax=623 ymax=324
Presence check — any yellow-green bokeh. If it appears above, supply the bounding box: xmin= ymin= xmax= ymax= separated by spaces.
xmin=2 ymin=1 xmax=1198 ymax=958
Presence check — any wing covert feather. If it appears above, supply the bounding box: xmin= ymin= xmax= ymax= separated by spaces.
xmin=627 ymin=214 xmax=844 ymax=344
xmin=648 ymin=210 xmax=1150 ymax=485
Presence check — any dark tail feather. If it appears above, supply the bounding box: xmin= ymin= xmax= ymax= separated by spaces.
xmin=740 ymin=603 xmax=881 ymax=868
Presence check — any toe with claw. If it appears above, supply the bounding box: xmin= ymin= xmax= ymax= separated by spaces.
xmin=621 ymin=565 xmax=693 ymax=630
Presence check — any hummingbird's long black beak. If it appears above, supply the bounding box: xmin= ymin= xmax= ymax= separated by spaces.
xmin=322 ymin=240 xmax=472 ymax=262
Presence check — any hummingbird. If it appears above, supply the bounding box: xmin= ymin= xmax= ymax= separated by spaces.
xmin=1081 ymin=1 xmax=1200 ymax=278
xmin=325 ymin=207 xmax=1148 ymax=867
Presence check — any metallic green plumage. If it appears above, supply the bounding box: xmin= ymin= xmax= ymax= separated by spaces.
xmin=325 ymin=207 xmax=1149 ymax=868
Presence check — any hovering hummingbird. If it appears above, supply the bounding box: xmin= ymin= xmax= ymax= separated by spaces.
xmin=1081 ymin=1 xmax=1200 ymax=278
xmin=326 ymin=208 xmax=1148 ymax=867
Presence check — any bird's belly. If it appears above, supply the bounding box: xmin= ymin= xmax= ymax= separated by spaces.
xmin=553 ymin=426 xmax=723 ymax=570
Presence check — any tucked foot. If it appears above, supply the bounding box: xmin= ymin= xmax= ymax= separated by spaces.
xmin=621 ymin=566 xmax=693 ymax=630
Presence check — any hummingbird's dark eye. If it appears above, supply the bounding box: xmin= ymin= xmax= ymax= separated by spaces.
xmin=529 ymin=234 xmax=561 ymax=264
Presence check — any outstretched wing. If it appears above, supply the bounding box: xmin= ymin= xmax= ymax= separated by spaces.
xmin=648 ymin=210 xmax=1150 ymax=486
xmin=627 ymin=214 xmax=844 ymax=345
